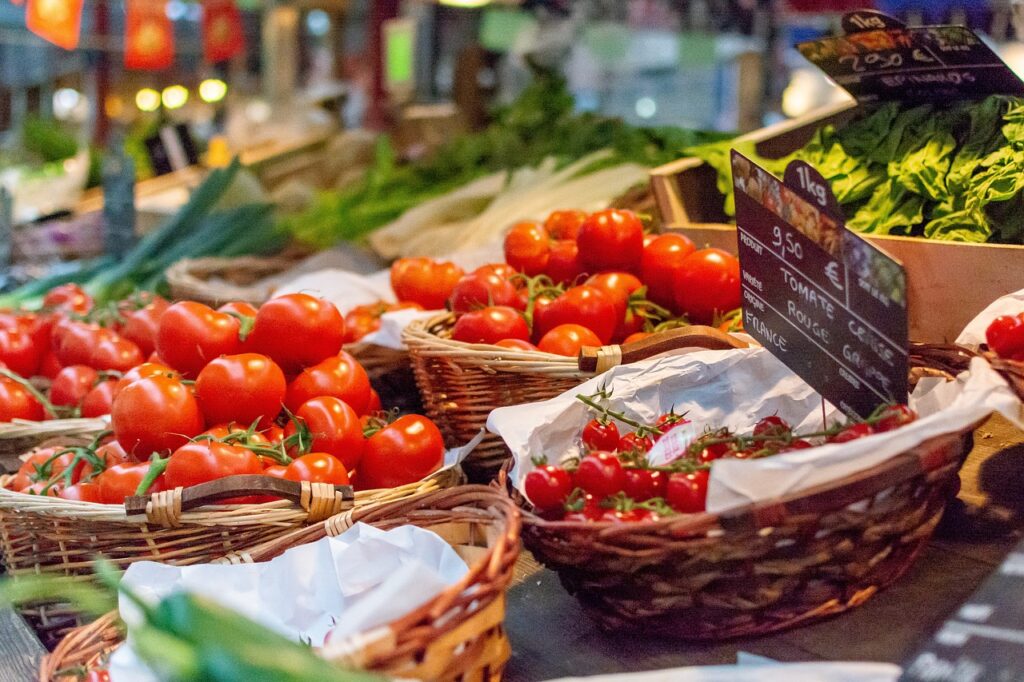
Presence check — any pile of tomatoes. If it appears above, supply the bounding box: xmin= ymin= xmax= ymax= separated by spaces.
xmin=2 ymin=285 xmax=446 ymax=504
xmin=524 ymin=400 xmax=918 ymax=522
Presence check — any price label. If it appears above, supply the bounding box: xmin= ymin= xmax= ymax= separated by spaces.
xmin=731 ymin=152 xmax=908 ymax=419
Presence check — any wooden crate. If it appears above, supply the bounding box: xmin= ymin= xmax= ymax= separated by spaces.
xmin=650 ymin=101 xmax=1024 ymax=343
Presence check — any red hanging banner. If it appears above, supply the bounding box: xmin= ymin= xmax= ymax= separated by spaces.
xmin=25 ymin=0 xmax=84 ymax=50
xmin=202 ymin=0 xmax=245 ymax=64
xmin=125 ymin=0 xmax=175 ymax=70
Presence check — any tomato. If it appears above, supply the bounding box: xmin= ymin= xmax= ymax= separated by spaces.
xmin=121 ymin=298 xmax=169 ymax=357
xmin=537 ymin=324 xmax=602 ymax=356
xmin=249 ymin=294 xmax=345 ymax=373
xmin=544 ymin=240 xmax=583 ymax=285
xmin=0 ymin=377 xmax=45 ymax=421
xmin=622 ymin=468 xmax=667 ymax=501
xmin=673 ymin=248 xmax=741 ymax=324
xmin=586 ymin=272 xmax=643 ymax=323
xmin=54 ymin=322 xmax=104 ymax=368
xmin=114 ymin=362 xmax=180 ymax=395
xmin=524 ymin=464 xmax=572 ymax=511
xmin=96 ymin=462 xmax=163 ymax=503
xmin=156 ymin=302 xmax=242 ymax=376
xmin=60 ymin=482 xmax=104 ymax=503
xmin=575 ymin=451 xmax=624 ymax=498
xmin=875 ymin=404 xmax=917 ymax=432
xmin=503 ymin=221 xmax=550 ymax=276
xmin=581 ymin=419 xmax=620 ymax=451
xmin=390 ymin=258 xmax=464 ymax=310
xmin=112 ymin=376 xmax=205 ymax=456
xmin=164 ymin=441 xmax=263 ymax=489
xmin=343 ymin=308 xmax=381 ymax=343
xmin=88 ymin=334 xmax=144 ymax=373
xmin=495 ymin=338 xmax=538 ymax=351
xmin=617 ymin=432 xmax=653 ymax=454
xmin=563 ymin=492 xmax=604 ymax=522
xmin=828 ymin=422 xmax=875 ymax=443
xmin=451 ymin=306 xmax=530 ymax=345
xmin=43 ymin=284 xmax=92 ymax=314
xmin=666 ymin=470 xmax=709 ymax=513
xmin=641 ymin=233 xmax=697 ymax=309
xmin=355 ymin=415 xmax=444 ymax=490
xmin=753 ymin=415 xmax=791 ymax=438
xmin=0 ymin=326 xmax=43 ymax=377
xmin=218 ymin=301 xmax=259 ymax=318
xmin=285 ymin=351 xmax=371 ymax=415
xmin=577 ymin=209 xmax=644 ymax=274
xmin=79 ymin=441 xmax=131 ymax=481
xmin=784 ymin=439 xmax=814 ymax=452
xmin=285 ymin=452 xmax=350 ymax=485
xmin=263 ymin=464 xmax=288 ymax=479
xmin=473 ymin=263 xmax=519 ymax=281
xmin=39 ymin=351 xmax=63 ymax=379
xmin=284 ymin=396 xmax=364 ymax=470
xmin=655 ymin=412 xmax=690 ymax=436
xmin=623 ymin=332 xmax=651 ymax=344
xmin=534 ymin=286 xmax=617 ymax=344
xmin=23 ymin=481 xmax=61 ymax=496
xmin=986 ymin=314 xmax=1024 ymax=358
xmin=544 ymin=209 xmax=587 ymax=240
xmin=83 ymin=670 xmax=110 ymax=682
xmin=365 ymin=389 xmax=382 ymax=414
xmin=50 ymin=365 xmax=99 ymax=407
xmin=448 ymin=272 xmax=520 ymax=315
xmin=195 ymin=353 xmax=286 ymax=427
xmin=695 ymin=441 xmax=730 ymax=464
xmin=600 ymin=508 xmax=660 ymax=523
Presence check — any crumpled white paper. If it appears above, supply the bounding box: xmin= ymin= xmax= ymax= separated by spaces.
xmin=957 ymin=287 xmax=1024 ymax=350
xmin=488 ymin=347 xmax=1023 ymax=514
xmin=540 ymin=661 xmax=901 ymax=682
xmin=109 ymin=523 xmax=469 ymax=682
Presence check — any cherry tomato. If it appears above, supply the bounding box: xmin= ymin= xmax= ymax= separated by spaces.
xmin=537 ymin=324 xmax=602 ymax=356
xmin=38 ymin=351 xmax=63 ymax=380
xmin=54 ymin=322 xmax=105 ymax=368
xmin=586 ymin=272 xmax=643 ymax=323
xmin=285 ymin=452 xmax=350 ymax=485
xmin=0 ymin=377 xmax=45 ymax=421
xmin=284 ymin=396 xmax=364 ymax=470
xmin=355 ymin=415 xmax=445 ymax=490
xmin=503 ymin=221 xmax=550 ymax=276
xmin=156 ymin=302 xmax=241 ymax=376
xmin=600 ymin=508 xmax=660 ymax=523
xmin=195 ymin=353 xmax=286 ymax=427
xmin=111 ymin=376 xmax=205 ymax=456
xmin=97 ymin=462 xmax=164 ymax=504
xmin=695 ymin=441 xmax=731 ymax=464
xmin=784 ymin=439 xmax=814 ymax=452
xmin=563 ymin=492 xmax=603 ymax=522
xmin=574 ymin=451 xmax=624 ymax=498
xmin=495 ymin=338 xmax=538 ymax=351
xmin=81 ymin=379 xmax=118 ymax=418
xmin=121 ymin=298 xmax=169 ymax=357
xmin=581 ymin=419 xmax=620 ymax=451
xmin=0 ymin=326 xmax=43 ymax=377
xmin=622 ymin=468 xmax=667 ymax=501
xmin=285 ymin=352 xmax=371 ymax=415
xmin=875 ymin=404 xmax=917 ymax=432
xmin=666 ymin=470 xmax=709 ymax=513
xmin=449 ymin=271 xmax=520 ymax=315
xmin=577 ymin=209 xmax=644 ymax=274
xmin=50 ymin=365 xmax=99 ymax=407
xmin=544 ymin=209 xmax=587 ymax=240
xmin=114 ymin=362 xmax=180 ymax=395
xmin=673 ymin=248 xmax=741 ymax=324
xmin=390 ymin=257 xmax=464 ymax=310
xmin=524 ymin=464 xmax=572 ymax=511
xmin=451 ymin=306 xmax=530 ymax=345
xmin=534 ymin=285 xmax=617 ymax=345
xmin=88 ymin=334 xmax=144 ymax=373
xmin=249 ymin=294 xmax=346 ymax=373
xmin=828 ymin=422 xmax=875 ymax=443
xmin=79 ymin=441 xmax=131 ymax=481
xmin=655 ymin=412 xmax=690 ymax=436
xmin=43 ymin=284 xmax=92 ymax=314
xmin=164 ymin=441 xmax=263 ymax=489
xmin=753 ymin=415 xmax=791 ymax=438
xmin=617 ymin=432 xmax=653 ymax=454
xmin=544 ymin=239 xmax=583 ymax=285
xmin=60 ymin=482 xmax=104 ymax=503
xmin=986 ymin=315 xmax=1024 ymax=358
xmin=641 ymin=233 xmax=697 ymax=309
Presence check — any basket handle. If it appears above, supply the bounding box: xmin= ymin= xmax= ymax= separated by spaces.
xmin=578 ymin=325 xmax=748 ymax=373
xmin=124 ymin=475 xmax=354 ymax=526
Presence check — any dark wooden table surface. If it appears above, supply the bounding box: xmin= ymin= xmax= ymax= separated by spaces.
xmin=6 ymin=416 xmax=1023 ymax=682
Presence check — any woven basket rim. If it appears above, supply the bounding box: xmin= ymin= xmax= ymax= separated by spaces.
xmin=0 ymin=418 xmax=108 ymax=441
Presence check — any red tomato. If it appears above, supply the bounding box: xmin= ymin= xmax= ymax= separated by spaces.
xmin=473 ymin=263 xmax=519 ymax=280
xmin=43 ymin=284 xmax=92 ymax=314
xmin=121 ymin=299 xmax=169 ymax=357
xmin=390 ymin=258 xmax=464 ymax=310
xmin=495 ymin=338 xmax=538 ymax=351
xmin=617 ymin=432 xmax=653 ymax=454
xmin=79 ymin=441 xmax=131 ymax=481
xmin=97 ymin=462 xmax=164 ymax=503
xmin=673 ymin=248 xmax=741 ymax=324
xmin=83 ymin=671 xmax=110 ymax=682
xmin=156 ymin=302 xmax=242 ymax=376
xmin=249 ymin=294 xmax=345 ymax=373
xmin=50 ymin=365 xmax=99 ymax=407
xmin=622 ymin=468 xmax=667 ymax=501
xmin=449 ymin=271 xmax=520 ymax=315
xmin=365 ymin=389 xmax=382 ymax=414
xmin=562 ymin=492 xmax=604 ymax=522
xmin=581 ymin=419 xmax=620 ymax=451
xmin=111 ymin=376 xmax=205 ymax=456
xmin=753 ymin=415 xmax=791 ymax=438
xmin=54 ymin=322 xmax=105 ymax=368
xmin=0 ymin=326 xmax=43 ymax=377
xmin=264 ymin=464 xmax=288 ymax=479
xmin=544 ymin=240 xmax=583 ymax=285
xmin=355 ymin=415 xmax=444 ymax=490
xmin=986 ymin=314 xmax=1024 ymax=358
xmin=503 ymin=221 xmax=550 ymax=276
xmin=78 ymin=379 xmax=115 ymax=418
xmin=88 ymin=335 xmax=144 ymax=373
xmin=114 ymin=362 xmax=180 ymax=395
xmin=195 ymin=353 xmax=286 ymax=427
xmin=0 ymin=377 xmax=45 ymax=421
xmin=586 ymin=272 xmax=643 ymax=322
xmin=59 ymin=482 xmax=104 ymax=503
xmin=534 ymin=285 xmax=617 ymax=344
xmin=343 ymin=308 xmax=381 ymax=343
xmin=537 ymin=324 xmax=602 ymax=356
xmin=575 ymin=451 xmax=625 ymax=498
xmin=285 ymin=452 xmax=350 ymax=485
xmin=23 ymin=481 xmax=61 ymax=497
xmin=218 ymin=301 xmax=259 ymax=318
xmin=284 ymin=396 xmax=364 ymax=470
xmin=285 ymin=352 xmax=371 ymax=414
xmin=524 ymin=464 xmax=572 ymax=511
xmin=577 ymin=209 xmax=644 ymax=274
xmin=666 ymin=470 xmax=709 ymax=513
xmin=164 ymin=441 xmax=263 ymax=489
xmin=784 ymin=439 xmax=814 ymax=452
xmin=39 ymin=351 xmax=63 ymax=380
xmin=623 ymin=332 xmax=651 ymax=344
xmin=875 ymin=404 xmax=917 ymax=432
xmin=828 ymin=422 xmax=875 ymax=443
xmin=544 ymin=209 xmax=587 ymax=240
xmin=451 ymin=306 xmax=530 ymax=345
xmin=600 ymin=508 xmax=660 ymax=523
xmin=641 ymin=233 xmax=697 ymax=309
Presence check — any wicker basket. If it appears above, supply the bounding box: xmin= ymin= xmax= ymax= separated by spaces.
xmin=502 ymin=343 xmax=1005 ymax=639
xmin=165 ymin=255 xmax=297 ymax=306
xmin=404 ymin=313 xmax=746 ymax=481
xmin=41 ymin=485 xmax=521 ymax=682
xmin=0 ymin=419 xmax=108 ymax=468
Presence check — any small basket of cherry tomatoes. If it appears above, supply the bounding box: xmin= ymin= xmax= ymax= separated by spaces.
xmin=402 ymin=208 xmax=746 ymax=480
xmin=496 ymin=343 xmax=1012 ymax=640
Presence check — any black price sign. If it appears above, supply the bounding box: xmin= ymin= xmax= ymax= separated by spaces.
xmin=731 ymin=151 xmax=908 ymax=419
xmin=797 ymin=10 xmax=1024 ymax=102
xmin=900 ymin=541 xmax=1024 ymax=681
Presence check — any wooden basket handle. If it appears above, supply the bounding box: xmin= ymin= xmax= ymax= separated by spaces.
xmin=124 ymin=475 xmax=354 ymax=527
xmin=578 ymin=325 xmax=748 ymax=373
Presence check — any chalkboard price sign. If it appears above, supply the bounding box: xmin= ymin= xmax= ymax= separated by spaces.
xmin=731 ymin=151 xmax=908 ymax=419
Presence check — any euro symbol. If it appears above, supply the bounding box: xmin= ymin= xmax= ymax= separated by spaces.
xmin=825 ymin=262 xmax=843 ymax=291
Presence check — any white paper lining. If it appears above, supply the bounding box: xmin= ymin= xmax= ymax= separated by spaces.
xmin=957 ymin=286 xmax=1024 ymax=350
